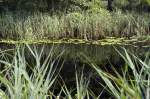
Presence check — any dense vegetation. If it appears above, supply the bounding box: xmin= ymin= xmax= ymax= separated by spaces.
xmin=0 ymin=1 xmax=149 ymax=99
xmin=0 ymin=0 xmax=150 ymax=40
xmin=0 ymin=45 xmax=149 ymax=98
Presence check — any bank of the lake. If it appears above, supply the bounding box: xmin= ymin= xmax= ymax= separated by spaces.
xmin=0 ymin=36 xmax=150 ymax=47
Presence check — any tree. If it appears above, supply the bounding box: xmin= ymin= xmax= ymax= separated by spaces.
xmin=107 ymin=0 xmax=114 ymax=11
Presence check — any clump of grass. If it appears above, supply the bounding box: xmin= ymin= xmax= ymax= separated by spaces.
xmin=0 ymin=45 xmax=64 ymax=99
xmin=112 ymin=11 xmax=150 ymax=37
xmin=83 ymin=48 xmax=150 ymax=99
xmin=59 ymin=69 xmax=91 ymax=99
xmin=0 ymin=45 xmax=95 ymax=98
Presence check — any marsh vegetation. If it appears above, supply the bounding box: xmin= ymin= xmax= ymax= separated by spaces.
xmin=0 ymin=0 xmax=150 ymax=99
xmin=0 ymin=0 xmax=150 ymax=40
xmin=0 ymin=45 xmax=149 ymax=98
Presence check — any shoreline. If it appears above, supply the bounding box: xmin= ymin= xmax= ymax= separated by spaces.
xmin=0 ymin=36 xmax=149 ymax=47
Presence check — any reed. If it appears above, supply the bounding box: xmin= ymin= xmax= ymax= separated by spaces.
xmin=0 ymin=45 xmax=149 ymax=98
xmin=0 ymin=10 xmax=149 ymax=40
xmin=83 ymin=48 xmax=150 ymax=99
xmin=0 ymin=45 xmax=64 ymax=99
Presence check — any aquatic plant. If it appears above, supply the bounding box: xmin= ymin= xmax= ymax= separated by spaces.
xmin=0 ymin=44 xmax=149 ymax=99
xmin=0 ymin=10 xmax=149 ymax=40
xmin=0 ymin=45 xmax=64 ymax=99
xmin=59 ymin=69 xmax=91 ymax=99
xmin=112 ymin=11 xmax=150 ymax=37
xmin=83 ymin=48 xmax=150 ymax=99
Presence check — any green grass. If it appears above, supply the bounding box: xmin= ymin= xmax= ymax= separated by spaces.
xmin=0 ymin=10 xmax=150 ymax=40
xmin=0 ymin=45 xmax=149 ymax=98
xmin=0 ymin=45 xmax=64 ymax=99
xmin=83 ymin=47 xmax=150 ymax=99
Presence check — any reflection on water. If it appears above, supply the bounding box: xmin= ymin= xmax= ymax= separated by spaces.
xmin=0 ymin=43 xmax=149 ymax=65
xmin=0 ymin=43 xmax=149 ymax=79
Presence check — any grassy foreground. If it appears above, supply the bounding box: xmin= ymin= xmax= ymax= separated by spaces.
xmin=0 ymin=45 xmax=149 ymax=99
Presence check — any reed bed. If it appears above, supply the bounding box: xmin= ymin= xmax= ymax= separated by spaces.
xmin=0 ymin=10 xmax=149 ymax=40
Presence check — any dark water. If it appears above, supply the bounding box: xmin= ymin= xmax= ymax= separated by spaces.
xmin=24 ymin=44 xmax=149 ymax=68
xmin=1 ymin=43 xmax=149 ymax=66
xmin=1 ymin=43 xmax=149 ymax=80
xmin=0 ymin=43 xmax=149 ymax=98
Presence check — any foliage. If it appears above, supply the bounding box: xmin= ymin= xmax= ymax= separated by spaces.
xmin=113 ymin=0 xmax=150 ymax=11
xmin=0 ymin=10 xmax=149 ymax=40
xmin=0 ymin=45 xmax=92 ymax=98
xmin=0 ymin=45 xmax=149 ymax=98
xmin=0 ymin=0 xmax=150 ymax=40
xmin=0 ymin=45 xmax=64 ymax=99
xmin=83 ymin=48 xmax=150 ymax=99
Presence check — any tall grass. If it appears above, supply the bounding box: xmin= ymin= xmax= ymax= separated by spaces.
xmin=84 ymin=48 xmax=150 ymax=99
xmin=59 ymin=69 xmax=91 ymax=99
xmin=0 ymin=10 xmax=149 ymax=40
xmin=0 ymin=45 xmax=149 ymax=98
xmin=0 ymin=45 xmax=64 ymax=99
xmin=0 ymin=45 xmax=94 ymax=99
xmin=112 ymin=11 xmax=150 ymax=37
